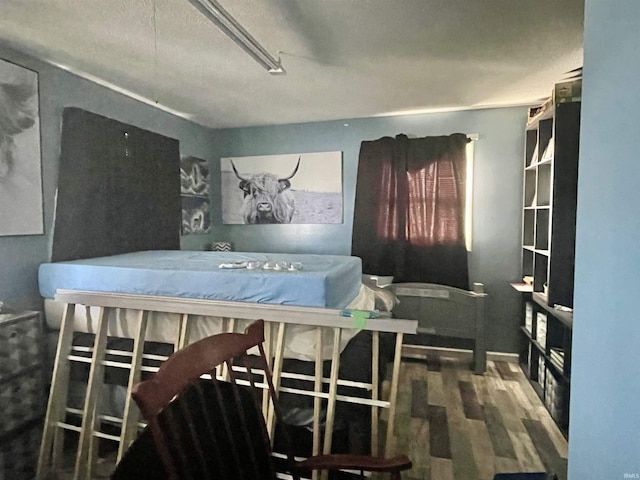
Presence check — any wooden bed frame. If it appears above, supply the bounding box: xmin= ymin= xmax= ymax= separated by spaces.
xmin=36 ymin=290 xmax=417 ymax=480
xmin=389 ymin=282 xmax=488 ymax=374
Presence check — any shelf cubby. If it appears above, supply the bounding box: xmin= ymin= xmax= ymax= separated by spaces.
xmin=518 ymin=97 xmax=580 ymax=438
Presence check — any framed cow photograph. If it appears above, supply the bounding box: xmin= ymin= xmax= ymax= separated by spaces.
xmin=0 ymin=58 xmax=43 ymax=236
xmin=220 ymin=152 xmax=343 ymax=225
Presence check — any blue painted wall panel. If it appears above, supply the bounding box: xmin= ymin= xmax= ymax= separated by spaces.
xmin=0 ymin=45 xmax=216 ymax=311
xmin=0 ymin=45 xmax=528 ymax=353
xmin=569 ymin=1 xmax=640 ymax=478
xmin=207 ymin=107 xmax=528 ymax=352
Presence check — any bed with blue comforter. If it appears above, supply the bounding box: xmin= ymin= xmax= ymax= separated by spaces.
xmin=37 ymin=250 xmax=413 ymax=474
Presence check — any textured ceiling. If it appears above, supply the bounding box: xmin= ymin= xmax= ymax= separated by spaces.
xmin=0 ymin=0 xmax=584 ymax=129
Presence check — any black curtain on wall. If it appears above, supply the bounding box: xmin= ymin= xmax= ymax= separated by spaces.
xmin=351 ymin=133 xmax=469 ymax=290
xmin=52 ymin=108 xmax=181 ymax=262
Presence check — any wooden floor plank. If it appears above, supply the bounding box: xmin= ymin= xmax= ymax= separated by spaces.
xmin=537 ymin=414 xmax=569 ymax=459
xmin=495 ymin=361 xmax=522 ymax=381
xmin=485 ymin=362 xmax=507 ymax=391
xmin=426 ymin=353 xmax=442 ymax=372
xmin=458 ymin=380 xmax=485 ymax=420
xmin=449 ymin=423 xmax=480 ymax=480
xmin=513 ymin=370 xmax=544 ymax=411
xmin=403 ymin=359 xmax=428 ymax=382
xmin=391 ymin=362 xmax=414 ymax=456
xmin=467 ymin=419 xmax=497 ymax=480
xmin=510 ymin=430 xmax=547 ymax=472
xmin=471 ymin=369 xmax=493 ymax=406
xmin=440 ymin=360 xmax=467 ymax=430
xmin=483 ymin=404 xmax=518 ymax=459
xmin=411 ymin=379 xmax=429 ymax=419
xmin=522 ymin=418 xmax=568 ymax=480
xmin=407 ymin=417 xmax=430 ymax=480
xmin=493 ymin=456 xmax=524 ymax=475
xmin=427 ymin=370 xmax=445 ymax=406
xmin=428 ymin=405 xmax=452 ymax=459
xmin=506 ymin=378 xmax=536 ymax=416
xmin=430 ymin=457 xmax=455 ymax=480
xmin=490 ymin=388 xmax=527 ymax=435
xmin=392 ymin=411 xmax=410 ymax=458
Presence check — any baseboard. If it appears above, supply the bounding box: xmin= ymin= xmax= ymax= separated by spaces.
xmin=401 ymin=344 xmax=519 ymax=363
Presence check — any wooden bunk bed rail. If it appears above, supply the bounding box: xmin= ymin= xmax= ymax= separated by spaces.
xmin=389 ymin=282 xmax=488 ymax=374
xmin=37 ymin=290 xmax=417 ymax=480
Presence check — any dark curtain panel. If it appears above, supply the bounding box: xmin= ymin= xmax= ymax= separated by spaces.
xmin=52 ymin=108 xmax=181 ymax=262
xmin=352 ymin=133 xmax=469 ymax=289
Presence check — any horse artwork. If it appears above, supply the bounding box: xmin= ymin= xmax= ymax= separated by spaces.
xmin=220 ymin=152 xmax=343 ymax=225
xmin=0 ymin=58 xmax=43 ymax=236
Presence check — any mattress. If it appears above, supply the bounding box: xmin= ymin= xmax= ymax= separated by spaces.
xmin=39 ymin=250 xmax=377 ymax=361
xmin=38 ymin=250 xmax=362 ymax=309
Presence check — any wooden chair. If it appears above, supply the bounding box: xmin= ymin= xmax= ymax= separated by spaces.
xmin=111 ymin=319 xmax=411 ymax=480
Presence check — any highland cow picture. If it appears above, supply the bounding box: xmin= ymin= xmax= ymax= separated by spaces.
xmin=221 ymin=152 xmax=343 ymax=225
xmin=180 ymin=155 xmax=211 ymax=235
xmin=0 ymin=58 xmax=43 ymax=236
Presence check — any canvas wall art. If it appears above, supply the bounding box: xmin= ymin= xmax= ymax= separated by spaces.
xmin=221 ymin=151 xmax=343 ymax=225
xmin=0 ymin=58 xmax=43 ymax=236
xmin=180 ymin=155 xmax=211 ymax=235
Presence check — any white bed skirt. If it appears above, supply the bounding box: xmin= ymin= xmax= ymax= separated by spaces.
xmin=44 ymin=284 xmax=378 ymax=362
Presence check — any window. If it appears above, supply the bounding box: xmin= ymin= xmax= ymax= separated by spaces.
xmin=352 ymin=133 xmax=471 ymax=289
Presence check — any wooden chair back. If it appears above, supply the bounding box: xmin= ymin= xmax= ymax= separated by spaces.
xmin=112 ymin=319 xmax=412 ymax=480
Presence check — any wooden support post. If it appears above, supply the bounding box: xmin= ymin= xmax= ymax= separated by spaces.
xmin=74 ymin=306 xmax=110 ymax=480
xmin=320 ymin=327 xmax=342 ymax=480
xmin=322 ymin=327 xmax=341 ymax=455
xmin=473 ymin=282 xmax=487 ymax=374
xmin=371 ymin=330 xmax=380 ymax=456
xmin=266 ymin=321 xmax=286 ymax=439
xmin=117 ymin=309 xmax=149 ymax=461
xmin=312 ymin=326 xmax=323 ymax=458
xmin=177 ymin=312 xmax=190 ymax=350
xmin=37 ymin=303 xmax=77 ymax=480
xmin=385 ymin=332 xmax=404 ymax=458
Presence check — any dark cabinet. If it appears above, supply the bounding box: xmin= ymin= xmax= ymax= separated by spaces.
xmin=520 ymin=294 xmax=572 ymax=433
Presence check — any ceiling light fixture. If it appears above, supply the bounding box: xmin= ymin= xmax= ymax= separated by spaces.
xmin=188 ymin=0 xmax=285 ymax=75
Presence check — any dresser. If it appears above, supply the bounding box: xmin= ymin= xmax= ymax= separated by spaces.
xmin=0 ymin=310 xmax=45 ymax=480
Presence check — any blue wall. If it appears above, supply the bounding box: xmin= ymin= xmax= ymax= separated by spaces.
xmin=0 ymin=45 xmax=215 ymax=311
xmin=206 ymin=107 xmax=528 ymax=352
xmin=568 ymin=1 xmax=640 ymax=477
xmin=0 ymin=44 xmax=529 ymax=353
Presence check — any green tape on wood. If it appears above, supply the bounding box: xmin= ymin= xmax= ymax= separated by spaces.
xmin=352 ymin=310 xmax=368 ymax=329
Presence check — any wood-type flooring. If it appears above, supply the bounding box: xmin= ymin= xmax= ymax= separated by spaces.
xmin=384 ymin=354 xmax=568 ymax=480
xmin=51 ymin=353 xmax=568 ymax=480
